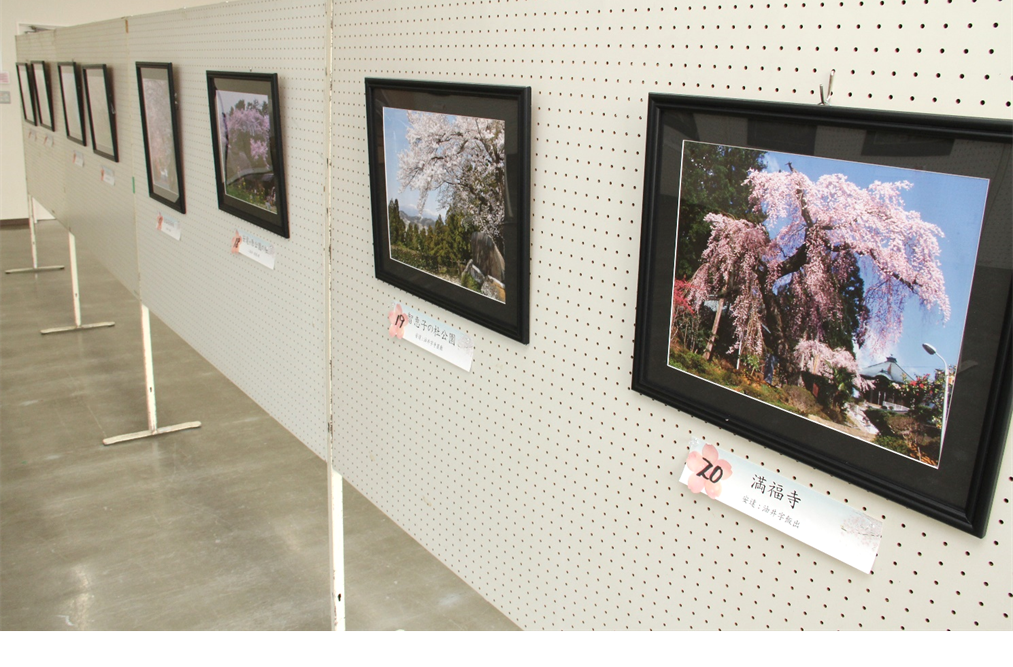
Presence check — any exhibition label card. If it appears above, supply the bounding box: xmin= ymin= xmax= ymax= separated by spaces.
xmin=387 ymin=303 xmax=474 ymax=372
xmin=231 ymin=230 xmax=275 ymax=269
xmin=679 ymin=438 xmax=883 ymax=573
xmin=0 ymin=71 xmax=9 ymax=85
xmin=157 ymin=212 xmax=181 ymax=241
xmin=27 ymin=129 xmax=36 ymax=142
xmin=72 ymin=151 xmax=85 ymax=167
xmin=100 ymin=166 xmax=115 ymax=186
xmin=44 ymin=134 xmax=54 ymax=148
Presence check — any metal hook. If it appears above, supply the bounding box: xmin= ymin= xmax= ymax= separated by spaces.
xmin=819 ymin=69 xmax=835 ymax=106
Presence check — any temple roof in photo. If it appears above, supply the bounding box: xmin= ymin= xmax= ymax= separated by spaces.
xmin=859 ymin=356 xmax=913 ymax=384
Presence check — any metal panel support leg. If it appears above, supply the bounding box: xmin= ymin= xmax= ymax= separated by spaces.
xmin=103 ymin=303 xmax=201 ymax=446
xmin=329 ymin=465 xmax=346 ymax=631
xmin=40 ymin=232 xmax=116 ymax=334
xmin=5 ymin=195 xmax=64 ymax=274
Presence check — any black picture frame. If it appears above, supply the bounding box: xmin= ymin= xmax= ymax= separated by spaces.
xmin=58 ymin=62 xmax=87 ymax=146
xmin=633 ymin=94 xmax=1011 ymax=536
xmin=366 ymin=78 xmax=531 ymax=343
xmin=82 ymin=64 xmax=118 ymax=161
xmin=137 ymin=63 xmax=185 ymax=213
xmin=16 ymin=62 xmax=37 ymax=125
xmin=31 ymin=61 xmax=55 ymax=131
xmin=206 ymin=71 xmax=288 ymax=238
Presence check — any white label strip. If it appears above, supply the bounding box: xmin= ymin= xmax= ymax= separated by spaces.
xmin=678 ymin=437 xmax=883 ymax=573
xmin=72 ymin=151 xmax=84 ymax=167
xmin=100 ymin=166 xmax=115 ymax=186
xmin=231 ymin=230 xmax=276 ymax=269
xmin=387 ymin=303 xmax=474 ymax=372
xmin=157 ymin=212 xmax=181 ymax=241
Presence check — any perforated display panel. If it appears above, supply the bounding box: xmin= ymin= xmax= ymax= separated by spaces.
xmin=16 ymin=31 xmax=68 ymax=225
xmin=25 ymin=20 xmax=141 ymax=297
xmin=128 ymin=0 xmax=331 ymax=457
xmin=329 ymin=0 xmax=1011 ymax=630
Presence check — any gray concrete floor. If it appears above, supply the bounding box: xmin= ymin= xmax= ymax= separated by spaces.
xmin=0 ymin=220 xmax=517 ymax=631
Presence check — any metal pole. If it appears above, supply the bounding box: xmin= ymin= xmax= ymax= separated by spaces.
xmin=329 ymin=465 xmax=346 ymax=631
xmin=69 ymin=232 xmax=82 ymax=327
xmin=29 ymin=195 xmax=39 ymax=269
xmin=4 ymin=195 xmax=64 ymax=274
xmin=40 ymin=231 xmax=115 ymax=335
xmin=141 ymin=303 xmax=158 ymax=432
xmin=102 ymin=303 xmax=200 ymax=446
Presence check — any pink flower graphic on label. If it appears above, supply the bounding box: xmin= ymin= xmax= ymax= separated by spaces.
xmin=388 ymin=304 xmax=408 ymax=338
xmin=231 ymin=231 xmax=242 ymax=254
xmin=156 ymin=213 xmax=164 ymax=231
xmin=686 ymin=443 xmax=732 ymax=499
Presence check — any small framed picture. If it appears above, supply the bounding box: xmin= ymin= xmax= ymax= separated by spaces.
xmin=137 ymin=63 xmax=185 ymax=213
xmin=82 ymin=64 xmax=118 ymax=161
xmin=365 ymin=79 xmax=531 ymax=343
xmin=31 ymin=61 xmax=55 ymax=131
xmin=206 ymin=71 xmax=288 ymax=238
xmin=58 ymin=62 xmax=87 ymax=146
xmin=633 ymin=94 xmax=1011 ymax=535
xmin=16 ymin=62 xmax=37 ymax=125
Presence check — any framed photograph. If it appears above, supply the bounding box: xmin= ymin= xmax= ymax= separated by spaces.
xmin=633 ymin=94 xmax=1011 ymax=535
xmin=206 ymin=71 xmax=288 ymax=237
xmin=58 ymin=62 xmax=87 ymax=146
xmin=366 ymin=79 xmax=531 ymax=343
xmin=82 ymin=64 xmax=118 ymax=161
xmin=16 ymin=62 xmax=36 ymax=125
xmin=31 ymin=61 xmax=55 ymax=131
xmin=137 ymin=63 xmax=185 ymax=213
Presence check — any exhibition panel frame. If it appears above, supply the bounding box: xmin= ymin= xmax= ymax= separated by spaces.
xmin=16 ymin=0 xmax=1012 ymax=632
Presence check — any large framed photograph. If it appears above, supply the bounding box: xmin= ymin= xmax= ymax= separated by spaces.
xmin=16 ymin=62 xmax=36 ymax=125
xmin=82 ymin=64 xmax=118 ymax=161
xmin=31 ymin=61 xmax=54 ymax=131
xmin=206 ymin=71 xmax=288 ymax=237
xmin=633 ymin=94 xmax=1011 ymax=535
xmin=366 ymin=79 xmax=531 ymax=343
xmin=137 ymin=63 xmax=185 ymax=213
xmin=58 ymin=62 xmax=87 ymax=146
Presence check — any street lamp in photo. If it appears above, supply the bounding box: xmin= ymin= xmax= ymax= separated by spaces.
xmin=922 ymin=343 xmax=950 ymax=437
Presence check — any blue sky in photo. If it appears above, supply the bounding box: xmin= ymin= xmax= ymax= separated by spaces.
xmin=383 ymin=107 xmax=453 ymax=220
xmin=759 ymin=150 xmax=989 ymax=379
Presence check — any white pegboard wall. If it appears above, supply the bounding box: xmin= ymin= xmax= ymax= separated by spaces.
xmin=15 ymin=31 xmax=69 ymax=226
xmin=128 ymin=0 xmax=331 ymax=457
xmin=18 ymin=20 xmax=142 ymax=298
xmin=330 ymin=0 xmax=1011 ymax=630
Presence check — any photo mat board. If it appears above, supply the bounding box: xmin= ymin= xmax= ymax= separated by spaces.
xmin=82 ymin=64 xmax=118 ymax=161
xmin=633 ymin=94 xmax=1012 ymax=536
xmin=206 ymin=71 xmax=288 ymax=238
xmin=58 ymin=62 xmax=87 ymax=146
xmin=16 ymin=62 xmax=36 ymax=125
xmin=137 ymin=63 xmax=185 ymax=213
xmin=366 ymin=79 xmax=531 ymax=343
xmin=31 ymin=61 xmax=55 ymax=131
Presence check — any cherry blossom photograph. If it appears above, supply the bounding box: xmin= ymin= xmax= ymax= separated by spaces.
xmin=366 ymin=79 xmax=530 ymax=343
xmin=667 ymin=141 xmax=988 ymax=467
xmin=634 ymin=94 xmax=1011 ymax=534
xmin=207 ymin=71 xmax=288 ymax=237
xmin=137 ymin=63 xmax=185 ymax=212
xmin=383 ymin=108 xmax=508 ymax=303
